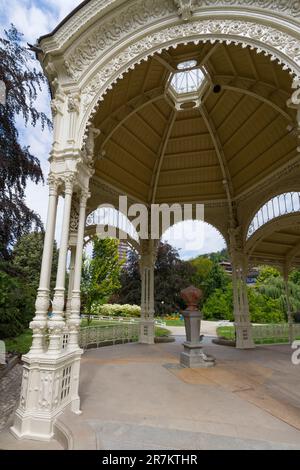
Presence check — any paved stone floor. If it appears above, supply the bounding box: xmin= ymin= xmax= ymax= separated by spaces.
xmin=1 ymin=334 xmax=300 ymax=450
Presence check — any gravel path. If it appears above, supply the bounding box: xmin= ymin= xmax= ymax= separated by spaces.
xmin=167 ymin=320 xmax=223 ymax=337
xmin=0 ymin=364 xmax=22 ymax=431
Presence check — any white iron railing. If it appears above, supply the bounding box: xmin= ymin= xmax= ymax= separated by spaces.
xmin=252 ymin=323 xmax=300 ymax=343
xmin=81 ymin=315 xmax=166 ymax=327
xmin=79 ymin=324 xmax=139 ymax=350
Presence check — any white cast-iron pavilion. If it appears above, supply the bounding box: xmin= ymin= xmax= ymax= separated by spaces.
xmin=11 ymin=0 xmax=300 ymax=441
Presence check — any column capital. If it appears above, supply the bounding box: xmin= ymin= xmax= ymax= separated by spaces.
xmin=140 ymin=239 xmax=158 ymax=271
xmin=80 ymin=189 xmax=91 ymax=207
xmin=47 ymin=174 xmax=61 ymax=195
xmin=63 ymin=173 xmax=76 ymax=195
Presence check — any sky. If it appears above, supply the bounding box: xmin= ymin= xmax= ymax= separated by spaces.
xmin=0 ymin=0 xmax=226 ymax=259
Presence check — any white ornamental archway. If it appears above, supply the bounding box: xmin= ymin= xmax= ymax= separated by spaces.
xmin=11 ymin=0 xmax=300 ymax=443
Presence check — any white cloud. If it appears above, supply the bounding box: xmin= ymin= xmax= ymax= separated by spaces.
xmin=0 ymin=0 xmax=81 ymax=42
xmin=162 ymin=221 xmax=226 ymax=260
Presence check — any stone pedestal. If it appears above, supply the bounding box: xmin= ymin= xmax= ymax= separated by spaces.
xmin=180 ymin=286 xmax=216 ymax=369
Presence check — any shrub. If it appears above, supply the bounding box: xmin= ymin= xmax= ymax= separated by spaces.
xmin=202 ymin=287 xmax=234 ymax=321
xmin=91 ymin=303 xmax=141 ymax=318
xmin=0 ymin=271 xmax=35 ymax=338
xmin=248 ymin=290 xmax=285 ymax=323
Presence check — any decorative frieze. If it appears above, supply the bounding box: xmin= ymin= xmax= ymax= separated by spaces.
xmin=40 ymin=0 xmax=300 ymax=58
xmin=64 ymin=0 xmax=175 ymax=79
xmin=195 ymin=0 xmax=300 ymax=17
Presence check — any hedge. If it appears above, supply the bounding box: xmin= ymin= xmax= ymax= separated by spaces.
xmin=90 ymin=303 xmax=141 ymax=318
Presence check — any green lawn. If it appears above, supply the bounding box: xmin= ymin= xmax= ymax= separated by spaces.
xmin=164 ymin=319 xmax=184 ymax=326
xmin=217 ymin=326 xmax=235 ymax=341
xmin=4 ymin=329 xmax=33 ymax=355
xmin=80 ymin=319 xmax=121 ymax=327
xmin=155 ymin=327 xmax=171 ymax=337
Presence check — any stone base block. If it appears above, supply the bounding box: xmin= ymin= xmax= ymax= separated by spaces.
xmin=180 ymin=345 xmax=216 ymax=369
xmin=11 ymin=409 xmax=58 ymax=442
xmin=11 ymin=349 xmax=83 ymax=441
xmin=139 ymin=320 xmax=155 ymax=345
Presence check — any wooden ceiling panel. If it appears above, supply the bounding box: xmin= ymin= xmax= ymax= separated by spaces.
xmin=162 ymin=151 xmax=218 ymax=170
xmin=92 ymin=41 xmax=294 ymax=207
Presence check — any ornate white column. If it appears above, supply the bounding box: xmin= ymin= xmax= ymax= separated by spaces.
xmin=66 ymin=246 xmax=76 ymax=319
xmin=48 ymin=174 xmax=75 ymax=355
xmin=139 ymin=239 xmax=157 ymax=344
xmin=29 ymin=175 xmax=59 ymax=355
xmin=229 ymin=228 xmax=255 ymax=349
xmin=68 ymin=190 xmax=90 ymax=351
xmin=64 ymin=191 xmax=90 ymax=414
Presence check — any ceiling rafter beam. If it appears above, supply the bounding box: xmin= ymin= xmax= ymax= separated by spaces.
xmin=164 ymin=149 xmax=215 ymax=158
xmin=232 ymin=135 xmax=294 ymax=185
xmin=246 ymin=48 xmax=259 ymax=81
xmin=153 ymin=55 xmax=175 ymax=73
xmin=234 ymin=151 xmax=299 ymax=203
xmin=158 ymin=178 xmax=223 ymax=189
xmin=228 ymin=114 xmax=286 ymax=166
xmin=161 ymin=163 xmax=218 ymax=172
xmin=213 ymin=75 xmax=290 ymax=97
xmin=108 ymin=138 xmax=153 ymax=173
xmin=150 ymin=110 xmax=177 ymax=204
xmin=222 ymin=46 xmax=237 ymax=77
xmin=286 ymin=240 xmax=300 ymax=265
xmin=222 ymin=85 xmax=292 ymax=122
xmin=99 ymin=88 xmax=164 ymax=152
xmin=199 ymin=105 xmax=234 ymax=205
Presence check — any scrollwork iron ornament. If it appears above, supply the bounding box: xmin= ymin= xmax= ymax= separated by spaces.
xmin=70 ymin=197 xmax=80 ymax=233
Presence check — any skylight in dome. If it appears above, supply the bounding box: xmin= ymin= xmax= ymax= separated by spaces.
xmin=177 ymin=60 xmax=197 ymax=70
xmin=170 ymin=62 xmax=205 ymax=95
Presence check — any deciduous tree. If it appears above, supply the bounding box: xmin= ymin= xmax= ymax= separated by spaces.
xmin=0 ymin=25 xmax=51 ymax=259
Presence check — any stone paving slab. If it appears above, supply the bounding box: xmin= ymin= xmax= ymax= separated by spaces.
xmin=1 ymin=338 xmax=300 ymax=450
xmin=90 ymin=420 xmax=300 ymax=450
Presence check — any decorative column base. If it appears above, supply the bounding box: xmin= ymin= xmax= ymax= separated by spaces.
xmin=139 ymin=319 xmax=155 ymax=345
xmin=180 ymin=344 xmax=215 ymax=368
xmin=235 ymin=322 xmax=255 ymax=349
xmin=11 ymin=349 xmax=82 ymax=441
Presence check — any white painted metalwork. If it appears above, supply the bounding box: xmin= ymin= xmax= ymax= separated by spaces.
xmin=12 ymin=0 xmax=300 ymax=441
xmin=247 ymin=192 xmax=300 ymax=239
xmin=79 ymin=324 xmax=139 ymax=350
xmin=86 ymin=207 xmax=139 ymax=242
xmin=252 ymin=323 xmax=300 ymax=343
